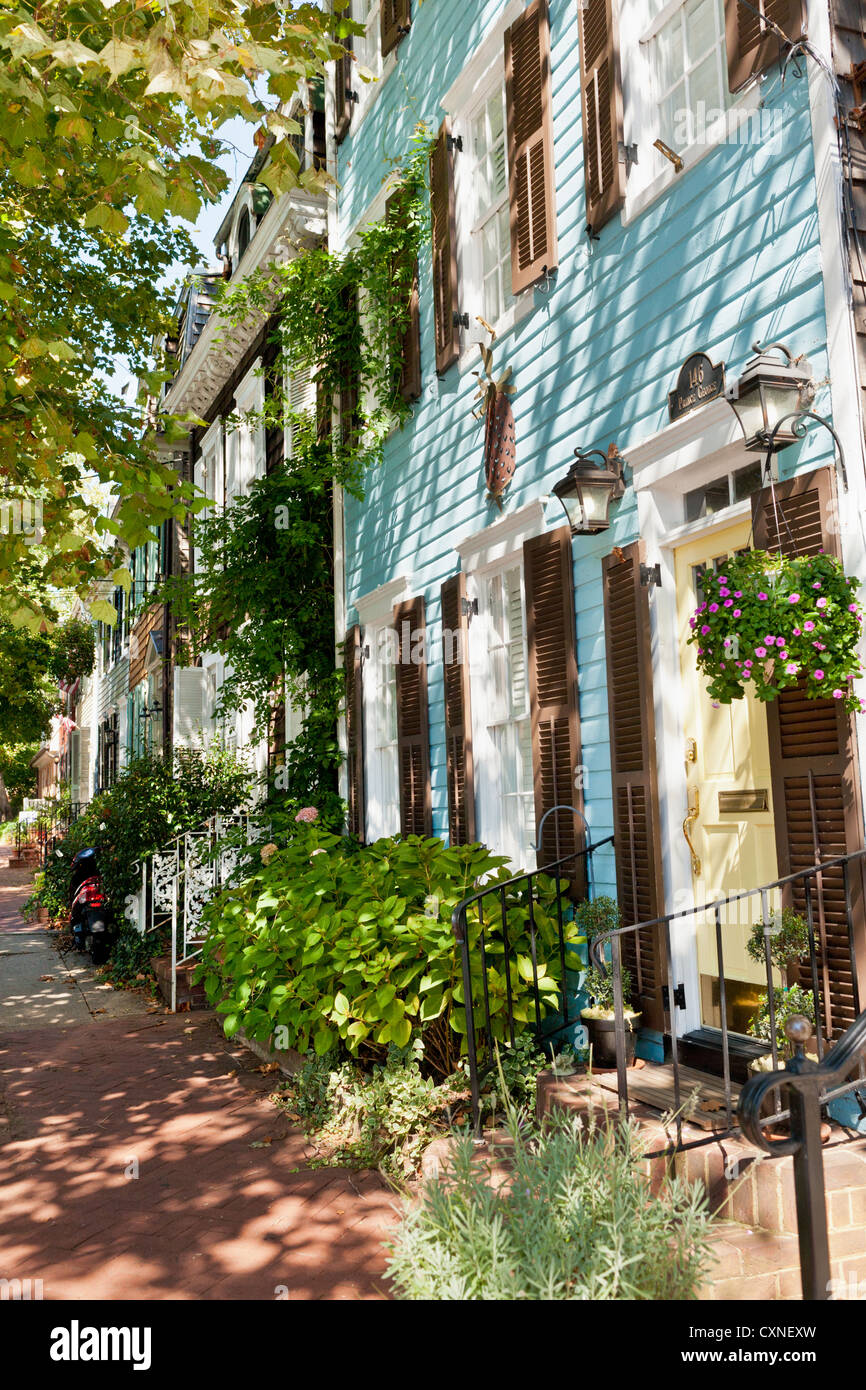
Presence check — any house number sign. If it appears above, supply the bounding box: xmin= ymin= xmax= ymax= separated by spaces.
xmin=668 ymin=352 xmax=726 ymax=422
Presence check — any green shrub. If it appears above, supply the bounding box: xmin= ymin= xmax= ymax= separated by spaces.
xmin=573 ymin=894 xmax=621 ymax=941
xmin=275 ymin=1045 xmax=465 ymax=1177
xmin=101 ymin=923 xmax=168 ymax=991
xmin=30 ymin=746 xmax=251 ymax=923
xmin=582 ymin=961 xmax=634 ymax=1015
xmin=746 ymin=908 xmax=810 ymax=973
xmin=199 ymin=830 xmax=571 ymax=1081
xmin=749 ymin=982 xmax=817 ymax=1056
xmin=385 ymin=1110 xmax=713 ymax=1300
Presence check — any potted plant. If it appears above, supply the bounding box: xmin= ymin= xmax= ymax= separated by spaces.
xmin=689 ymin=550 xmax=864 ymax=714
xmin=581 ymin=960 xmax=640 ymax=1067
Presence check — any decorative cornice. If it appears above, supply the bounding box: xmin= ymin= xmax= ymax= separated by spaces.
xmin=162 ymin=189 xmax=327 ymax=421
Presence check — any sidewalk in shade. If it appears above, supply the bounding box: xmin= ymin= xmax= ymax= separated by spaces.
xmin=0 ymin=847 xmax=395 ymax=1300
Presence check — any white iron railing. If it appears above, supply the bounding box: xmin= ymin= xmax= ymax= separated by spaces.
xmin=126 ymin=813 xmax=265 ymax=1011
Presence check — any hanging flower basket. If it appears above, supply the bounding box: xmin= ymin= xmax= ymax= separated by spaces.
xmin=688 ymin=549 xmax=865 ymax=715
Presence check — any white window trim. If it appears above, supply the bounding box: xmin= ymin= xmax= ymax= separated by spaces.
xmin=439 ymin=0 xmax=534 ymax=370
xmin=354 ymin=574 xmax=412 ymax=626
xmin=354 ymin=575 xmax=411 ymax=840
xmin=467 ymin=555 xmax=536 ymax=871
xmin=347 ymin=0 xmax=398 ymax=136
xmin=621 ymin=0 xmax=763 ymax=225
xmin=233 ymin=358 xmax=266 ymax=494
xmin=362 ymin=617 xmax=401 ymax=840
xmin=455 ymin=496 xmax=550 ymax=575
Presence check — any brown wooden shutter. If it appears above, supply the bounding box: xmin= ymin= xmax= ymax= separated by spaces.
xmin=429 ymin=120 xmax=460 ymax=375
xmin=524 ymin=527 xmax=585 ymax=893
xmin=386 ymin=187 xmax=422 ymax=403
xmin=578 ymin=0 xmax=626 ymax=236
xmin=344 ymin=624 xmax=365 ymax=841
xmin=394 ymin=594 xmax=432 ymax=836
xmin=441 ymin=574 xmax=476 ymax=845
xmin=505 ymin=0 xmax=559 ymax=294
xmin=751 ymin=466 xmax=866 ymax=1037
xmin=726 ymin=0 xmax=804 ymax=93
xmin=334 ymin=32 xmax=354 ymax=144
xmin=381 ymin=0 xmax=411 ymax=58
xmin=602 ymin=541 xmax=667 ymax=1032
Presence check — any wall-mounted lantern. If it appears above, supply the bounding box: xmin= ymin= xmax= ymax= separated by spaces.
xmin=552 ymin=446 xmax=626 ymax=535
xmin=726 ymin=342 xmax=815 ymax=452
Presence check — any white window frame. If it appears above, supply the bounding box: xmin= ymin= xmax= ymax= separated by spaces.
xmin=621 ymin=0 xmax=763 ymax=223
xmin=349 ymin=0 xmax=397 ymax=131
xmin=232 ymin=359 xmax=265 ymax=497
xmin=440 ymin=0 xmax=533 ymax=371
xmin=466 ymin=555 xmax=536 ymax=872
xmin=355 ymin=575 xmax=411 ymax=841
xmin=194 ymin=417 xmax=223 ymax=573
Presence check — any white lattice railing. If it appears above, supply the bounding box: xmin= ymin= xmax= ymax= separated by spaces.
xmin=125 ymin=813 xmax=265 ymax=1012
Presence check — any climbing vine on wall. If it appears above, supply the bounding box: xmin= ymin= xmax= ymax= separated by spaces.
xmin=161 ymin=126 xmax=432 ymax=821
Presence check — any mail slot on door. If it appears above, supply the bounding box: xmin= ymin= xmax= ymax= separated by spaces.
xmin=718 ymin=789 xmax=769 ymax=814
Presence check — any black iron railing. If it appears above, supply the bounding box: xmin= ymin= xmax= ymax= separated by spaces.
xmin=591 ymin=847 xmax=866 ymax=1151
xmin=452 ymin=834 xmax=614 ymax=1132
xmin=739 ymin=1005 xmax=866 ymax=1300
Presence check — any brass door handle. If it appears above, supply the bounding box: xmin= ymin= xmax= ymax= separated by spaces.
xmin=683 ymin=789 xmax=702 ymax=876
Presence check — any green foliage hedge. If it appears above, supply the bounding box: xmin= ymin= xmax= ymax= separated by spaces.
xmin=199 ymin=830 xmax=575 ymax=1082
xmin=33 ymin=746 xmax=251 ymax=923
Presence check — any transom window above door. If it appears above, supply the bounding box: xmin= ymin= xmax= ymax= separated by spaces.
xmin=684 ymin=458 xmax=765 ymax=523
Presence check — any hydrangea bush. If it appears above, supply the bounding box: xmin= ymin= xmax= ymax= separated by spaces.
xmin=688 ymin=550 xmax=864 ymax=714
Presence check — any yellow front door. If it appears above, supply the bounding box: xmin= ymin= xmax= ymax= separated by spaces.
xmin=675 ymin=520 xmax=781 ymax=1034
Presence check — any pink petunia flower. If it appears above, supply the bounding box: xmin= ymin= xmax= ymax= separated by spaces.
xmin=788 ymin=593 xmax=800 ymax=603
xmin=733 ymin=608 xmax=741 ymax=618
xmin=816 ymin=597 xmax=827 ymax=609
xmin=755 ymin=646 xmax=767 ymax=658
xmin=793 ymin=628 xmax=801 ymax=636
xmin=709 ymin=603 xmax=719 ymax=613
xmin=832 ymin=689 xmax=843 ymax=699
xmin=814 ymin=669 xmax=825 ymax=680
xmin=812 ymin=581 xmax=821 ymax=589
xmin=734 ymin=591 xmax=743 ymax=598
xmin=701 ymin=624 xmax=711 ymax=635
xmin=849 ymin=604 xmax=858 ymax=613
xmin=724 ymin=599 xmax=733 ymax=607
xmin=804 ymin=621 xmax=815 ymax=631
xmin=786 ymin=663 xmax=798 ymax=675
xmin=719 ymin=587 xmax=730 ymax=597
xmin=758 ymin=592 xmax=768 ymax=601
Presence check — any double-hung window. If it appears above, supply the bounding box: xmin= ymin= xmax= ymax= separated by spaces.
xmin=351 ymin=0 xmax=383 ymax=121
xmin=470 ymin=561 xmax=535 ymax=870
xmin=468 ymin=86 xmax=514 ymax=328
xmin=363 ymin=624 xmax=400 ymax=839
xmin=650 ymin=0 xmax=728 ymax=155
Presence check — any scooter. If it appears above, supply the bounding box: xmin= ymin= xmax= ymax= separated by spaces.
xmin=69 ymin=847 xmax=114 ymax=965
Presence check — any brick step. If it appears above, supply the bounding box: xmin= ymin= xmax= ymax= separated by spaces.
xmin=703 ymin=1219 xmax=866 ymax=1300
xmin=537 ymin=1070 xmax=866 ymax=1240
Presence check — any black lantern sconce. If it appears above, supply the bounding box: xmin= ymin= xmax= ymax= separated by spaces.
xmin=726 ymin=342 xmax=814 ymax=451
xmin=726 ymin=341 xmax=847 ymax=490
xmin=552 ymin=445 xmax=627 ymax=535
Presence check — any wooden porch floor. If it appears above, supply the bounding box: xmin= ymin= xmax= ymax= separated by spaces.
xmin=595 ymin=1063 xmax=741 ymax=1130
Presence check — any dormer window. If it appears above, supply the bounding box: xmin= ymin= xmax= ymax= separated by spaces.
xmin=237 ymin=208 xmax=251 ymax=262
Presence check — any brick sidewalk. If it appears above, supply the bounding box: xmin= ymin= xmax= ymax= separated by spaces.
xmin=0 ymin=855 xmax=396 ymax=1300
